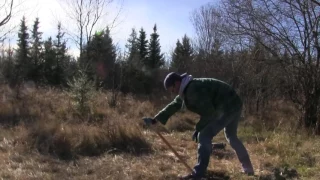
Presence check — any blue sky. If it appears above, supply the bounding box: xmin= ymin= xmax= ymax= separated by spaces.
xmin=115 ymin=0 xmax=215 ymax=56
xmin=3 ymin=0 xmax=216 ymax=58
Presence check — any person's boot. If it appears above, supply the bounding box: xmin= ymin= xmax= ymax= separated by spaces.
xmin=242 ymin=158 xmax=254 ymax=176
xmin=242 ymin=170 xmax=255 ymax=176
xmin=179 ymin=173 xmax=204 ymax=180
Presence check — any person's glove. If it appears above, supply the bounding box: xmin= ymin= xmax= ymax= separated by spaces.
xmin=142 ymin=117 xmax=157 ymax=126
xmin=192 ymin=131 xmax=199 ymax=143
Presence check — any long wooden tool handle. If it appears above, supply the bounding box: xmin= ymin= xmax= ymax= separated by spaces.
xmin=154 ymin=130 xmax=194 ymax=174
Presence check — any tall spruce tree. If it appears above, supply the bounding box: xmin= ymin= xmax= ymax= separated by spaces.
xmin=145 ymin=24 xmax=164 ymax=69
xmin=171 ymin=39 xmax=183 ymax=71
xmin=86 ymin=28 xmax=116 ymax=88
xmin=171 ymin=34 xmax=193 ymax=73
xmin=53 ymin=22 xmax=69 ymax=85
xmin=0 ymin=44 xmax=14 ymax=83
xmin=125 ymin=28 xmax=140 ymax=67
xmin=136 ymin=28 xmax=148 ymax=66
xmin=15 ymin=16 xmax=30 ymax=83
xmin=121 ymin=27 xmax=152 ymax=94
xmin=30 ymin=17 xmax=43 ymax=82
xmin=43 ymin=37 xmax=56 ymax=84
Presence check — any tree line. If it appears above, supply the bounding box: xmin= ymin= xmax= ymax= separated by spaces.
xmin=1 ymin=0 xmax=320 ymax=134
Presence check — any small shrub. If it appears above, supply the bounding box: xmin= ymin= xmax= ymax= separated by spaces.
xmin=67 ymin=70 xmax=95 ymax=116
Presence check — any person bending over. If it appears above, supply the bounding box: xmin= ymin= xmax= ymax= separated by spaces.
xmin=143 ymin=72 xmax=254 ymax=179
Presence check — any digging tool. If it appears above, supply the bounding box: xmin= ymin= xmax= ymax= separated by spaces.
xmin=153 ymin=128 xmax=194 ymax=174
xmin=142 ymin=118 xmax=193 ymax=174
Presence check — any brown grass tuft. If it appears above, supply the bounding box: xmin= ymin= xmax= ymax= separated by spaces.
xmin=166 ymin=112 xmax=197 ymax=132
xmin=28 ymin=118 xmax=151 ymax=159
xmin=0 ymin=86 xmax=154 ymax=159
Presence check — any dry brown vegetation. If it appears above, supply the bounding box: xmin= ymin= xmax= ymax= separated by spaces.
xmin=0 ymin=85 xmax=320 ymax=180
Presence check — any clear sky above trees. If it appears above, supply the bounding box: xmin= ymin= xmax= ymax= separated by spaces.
xmin=3 ymin=0 xmax=214 ymax=57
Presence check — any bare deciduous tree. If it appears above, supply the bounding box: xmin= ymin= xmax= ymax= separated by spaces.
xmin=58 ymin=0 xmax=123 ymax=57
xmin=221 ymin=0 xmax=320 ymax=133
xmin=190 ymin=4 xmax=228 ymax=77
xmin=0 ymin=0 xmax=14 ymax=41
xmin=311 ymin=0 xmax=320 ymax=6
xmin=0 ymin=0 xmax=13 ymax=27
xmin=190 ymin=3 xmax=226 ymax=54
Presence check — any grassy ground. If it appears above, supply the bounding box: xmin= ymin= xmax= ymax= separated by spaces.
xmin=0 ymin=85 xmax=320 ymax=180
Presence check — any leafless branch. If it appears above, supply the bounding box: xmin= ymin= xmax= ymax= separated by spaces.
xmin=0 ymin=0 xmax=13 ymax=27
xmin=57 ymin=0 xmax=123 ymax=57
xmin=190 ymin=3 xmax=227 ymax=53
xmin=311 ymin=0 xmax=320 ymax=6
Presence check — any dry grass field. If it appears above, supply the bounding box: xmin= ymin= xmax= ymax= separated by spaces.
xmin=0 ymin=85 xmax=319 ymax=180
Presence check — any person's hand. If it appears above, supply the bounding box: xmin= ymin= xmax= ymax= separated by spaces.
xmin=192 ymin=131 xmax=199 ymax=143
xmin=142 ymin=117 xmax=157 ymax=126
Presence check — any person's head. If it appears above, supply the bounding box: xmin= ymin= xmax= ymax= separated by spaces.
xmin=163 ymin=72 xmax=187 ymax=94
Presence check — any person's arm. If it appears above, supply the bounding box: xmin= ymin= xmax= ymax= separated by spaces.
xmin=154 ymin=95 xmax=183 ymax=125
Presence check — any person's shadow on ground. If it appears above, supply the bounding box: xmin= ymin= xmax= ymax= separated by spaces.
xmin=172 ymin=171 xmax=230 ymax=180
xmin=204 ymin=170 xmax=231 ymax=180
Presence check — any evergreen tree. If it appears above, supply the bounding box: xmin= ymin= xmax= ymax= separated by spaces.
xmin=125 ymin=28 xmax=140 ymax=67
xmin=100 ymin=28 xmax=117 ymax=74
xmin=86 ymin=28 xmax=117 ymax=88
xmin=171 ymin=39 xmax=183 ymax=70
xmin=181 ymin=35 xmax=193 ymax=56
xmin=0 ymin=44 xmax=14 ymax=84
xmin=15 ymin=16 xmax=30 ymax=83
xmin=136 ymin=28 xmax=148 ymax=65
xmin=171 ymin=34 xmax=193 ymax=73
xmin=53 ymin=22 xmax=69 ymax=85
xmin=145 ymin=24 xmax=164 ymax=69
xmin=121 ymin=27 xmax=153 ymax=95
xmin=30 ymin=17 xmax=43 ymax=82
xmin=43 ymin=37 xmax=56 ymax=84
xmin=193 ymin=48 xmax=208 ymax=76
